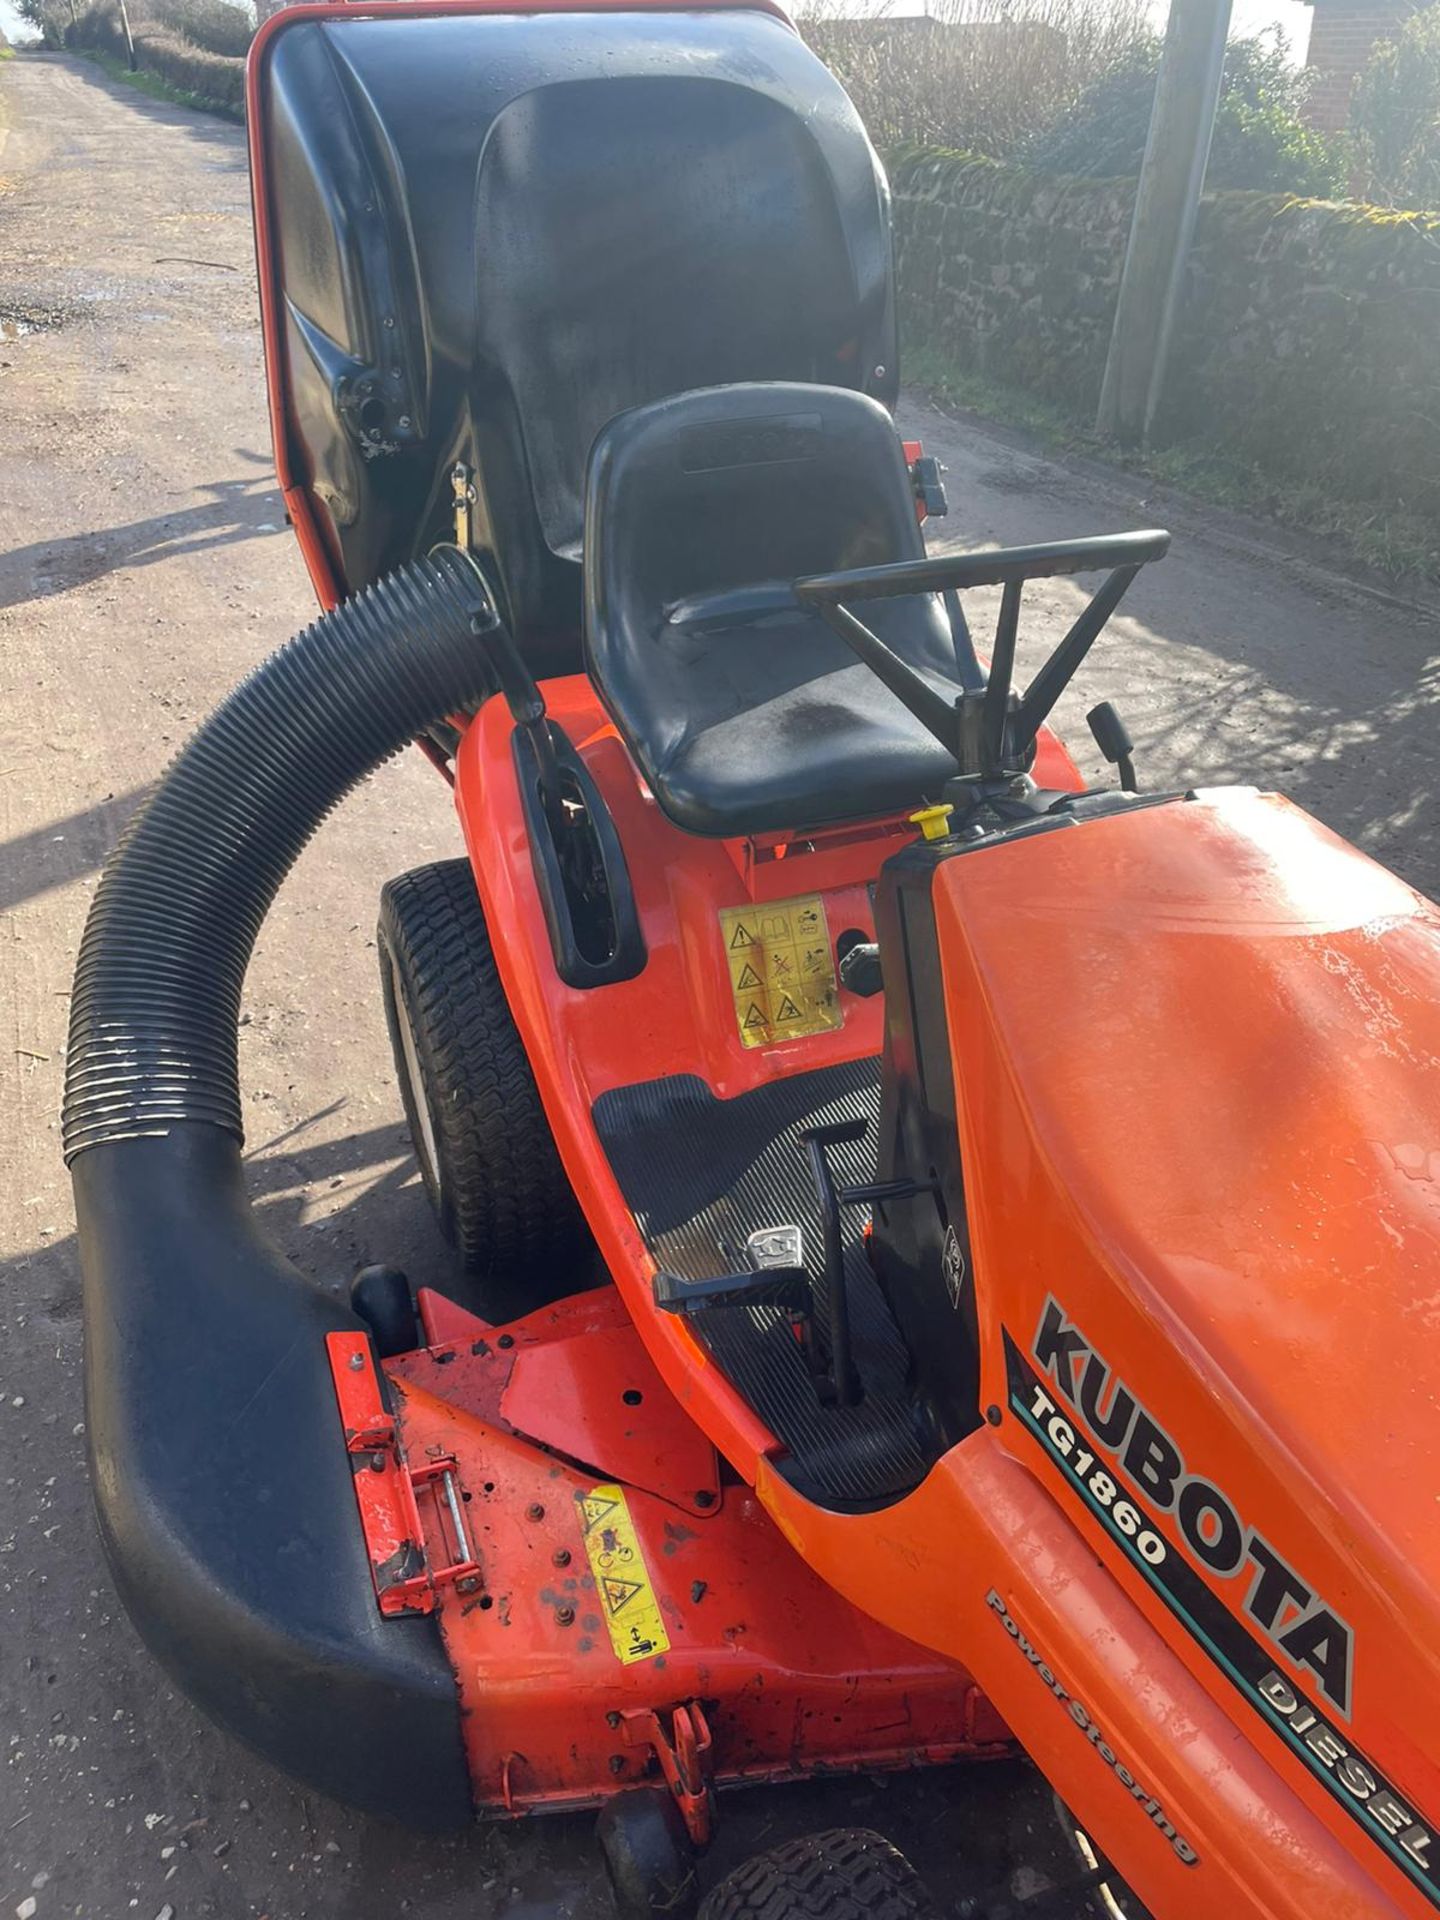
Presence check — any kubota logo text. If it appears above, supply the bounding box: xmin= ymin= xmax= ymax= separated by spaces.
xmin=1004 ymin=1308 xmax=1440 ymax=1907
xmin=1028 ymin=1297 xmax=1354 ymax=1718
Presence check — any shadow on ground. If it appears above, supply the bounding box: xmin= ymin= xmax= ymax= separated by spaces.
xmin=0 ymin=459 xmax=282 ymax=615
xmin=1115 ymin=576 xmax=1440 ymax=901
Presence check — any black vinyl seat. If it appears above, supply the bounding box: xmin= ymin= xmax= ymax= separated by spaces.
xmin=583 ymin=384 xmax=970 ymax=838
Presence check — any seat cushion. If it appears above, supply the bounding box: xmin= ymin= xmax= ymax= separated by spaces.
xmin=583 ymin=383 xmax=968 ymax=838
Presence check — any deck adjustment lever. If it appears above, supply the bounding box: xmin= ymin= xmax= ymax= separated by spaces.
xmin=803 ymin=1120 xmax=939 ymax=1410
xmin=801 ymin=1120 xmax=871 ymax=1408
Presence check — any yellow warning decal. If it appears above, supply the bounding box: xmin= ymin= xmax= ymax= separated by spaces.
xmin=719 ymin=894 xmax=842 ymax=1051
xmin=575 ymin=1483 xmax=671 ymax=1666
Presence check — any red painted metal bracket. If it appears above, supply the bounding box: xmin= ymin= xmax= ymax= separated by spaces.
xmin=621 ymin=1702 xmax=716 ymax=1846
xmin=325 ymin=1331 xmax=483 ymax=1617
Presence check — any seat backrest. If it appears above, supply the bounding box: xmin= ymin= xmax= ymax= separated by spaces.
xmin=476 ymin=76 xmax=872 ymax=572
xmin=586 ymin=383 xmax=926 ymax=634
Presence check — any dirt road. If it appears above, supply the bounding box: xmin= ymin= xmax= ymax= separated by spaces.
xmin=1 ymin=51 xmax=1435 ymax=1920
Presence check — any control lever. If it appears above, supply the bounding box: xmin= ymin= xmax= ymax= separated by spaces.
xmin=802 ymin=1121 xmax=867 ymax=1408
xmin=1087 ymin=701 xmax=1137 ymax=792
xmin=803 ymin=1121 xmax=937 ymax=1408
xmin=652 ymin=1268 xmax=811 ymax=1314
xmin=444 ymin=545 xmax=570 ymax=838
xmin=910 ymin=455 xmax=949 ymax=518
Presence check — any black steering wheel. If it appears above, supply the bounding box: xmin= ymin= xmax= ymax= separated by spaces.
xmin=794 ymin=530 xmax=1170 ymax=783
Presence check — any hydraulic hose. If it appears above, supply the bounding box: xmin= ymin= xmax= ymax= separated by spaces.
xmin=62 ymin=549 xmax=499 ymax=1826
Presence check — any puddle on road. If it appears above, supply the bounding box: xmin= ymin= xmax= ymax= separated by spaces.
xmin=0 ymin=297 xmax=68 ymax=343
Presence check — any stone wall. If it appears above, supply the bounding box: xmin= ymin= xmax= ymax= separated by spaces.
xmin=891 ymin=148 xmax=1440 ymax=523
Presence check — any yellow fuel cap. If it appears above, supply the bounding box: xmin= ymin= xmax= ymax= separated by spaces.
xmin=910 ymin=804 xmax=953 ymax=842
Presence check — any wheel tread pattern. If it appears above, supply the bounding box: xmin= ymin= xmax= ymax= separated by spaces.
xmin=698 ymin=1829 xmax=938 ymax=1920
xmin=378 ymin=858 xmax=589 ymax=1292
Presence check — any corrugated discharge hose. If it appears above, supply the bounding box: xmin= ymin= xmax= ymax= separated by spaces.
xmin=64 ymin=547 xmax=497 ymax=1157
xmin=58 ymin=549 xmax=499 ymax=1828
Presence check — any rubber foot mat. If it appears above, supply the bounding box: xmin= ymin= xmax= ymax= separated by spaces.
xmin=593 ymin=1059 xmax=934 ymax=1509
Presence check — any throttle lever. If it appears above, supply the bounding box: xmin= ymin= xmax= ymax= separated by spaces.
xmin=1087 ymin=701 xmax=1137 ymax=792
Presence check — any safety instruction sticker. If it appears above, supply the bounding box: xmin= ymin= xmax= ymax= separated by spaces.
xmin=575 ymin=1484 xmax=671 ymax=1666
xmin=719 ymin=894 xmax=842 ymax=1051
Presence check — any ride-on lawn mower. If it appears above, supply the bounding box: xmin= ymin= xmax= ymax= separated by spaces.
xmin=63 ymin=2 xmax=1440 ymax=1916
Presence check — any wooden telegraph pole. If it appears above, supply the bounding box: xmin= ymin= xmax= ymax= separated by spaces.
xmin=1096 ymin=0 xmax=1232 ymax=447
xmin=116 ymin=0 xmax=138 ymax=68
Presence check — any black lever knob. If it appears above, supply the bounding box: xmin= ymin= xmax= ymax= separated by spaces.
xmin=910 ymin=455 xmax=949 ymax=519
xmin=1087 ymin=701 xmax=1137 ymax=793
xmin=838 ymin=940 xmax=883 ymax=998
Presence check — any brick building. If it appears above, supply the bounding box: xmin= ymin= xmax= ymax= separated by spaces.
xmin=1302 ymin=0 xmax=1423 ymax=131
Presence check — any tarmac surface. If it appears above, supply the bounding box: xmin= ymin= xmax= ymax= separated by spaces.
xmin=1 ymin=49 xmax=1436 ymax=1920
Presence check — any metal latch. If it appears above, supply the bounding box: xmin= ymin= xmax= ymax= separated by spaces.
xmin=451 ymin=461 xmax=477 ymax=551
xmin=325 ymin=1331 xmax=482 ymax=1616
xmin=620 ymin=1702 xmax=715 ymax=1846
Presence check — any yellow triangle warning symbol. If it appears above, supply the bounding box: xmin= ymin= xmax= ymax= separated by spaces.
xmin=742 ymin=1002 xmax=768 ymax=1030
xmin=736 ymin=962 xmax=762 ymax=990
xmin=729 ymin=921 xmax=757 ymax=950
xmin=775 ymin=995 xmax=804 ymax=1022
xmin=603 ymin=1576 xmax=645 ymax=1615
xmin=580 ymin=1494 xmax=620 ymax=1532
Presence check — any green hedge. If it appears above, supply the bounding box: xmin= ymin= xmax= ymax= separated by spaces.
xmin=891 ymin=148 xmax=1440 ymax=527
xmin=67 ymin=1 xmax=246 ymax=115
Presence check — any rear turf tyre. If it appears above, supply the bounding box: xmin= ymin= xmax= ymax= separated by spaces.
xmin=378 ymin=858 xmax=590 ymax=1310
xmin=697 ymin=1830 xmax=938 ymax=1920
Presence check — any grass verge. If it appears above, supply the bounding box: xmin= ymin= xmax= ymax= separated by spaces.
xmin=77 ymin=45 xmax=241 ymax=120
xmin=905 ymin=345 xmax=1440 ymax=592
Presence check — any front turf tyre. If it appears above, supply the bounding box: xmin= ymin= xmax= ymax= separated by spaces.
xmin=378 ymin=858 xmax=590 ymax=1310
xmin=350 ymin=1264 xmax=421 ymax=1358
xmin=697 ymin=1830 xmax=938 ymax=1920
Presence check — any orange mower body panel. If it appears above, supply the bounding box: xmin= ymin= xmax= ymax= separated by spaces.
xmin=453 ymin=695 xmax=1440 ymax=1920
xmin=767 ymin=792 xmax=1440 ymax=1920
xmin=451 ymin=677 xmax=1081 ymax=1472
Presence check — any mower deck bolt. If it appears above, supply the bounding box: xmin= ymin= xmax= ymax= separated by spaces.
xmin=369 ymin=1452 xmax=386 ymax=1473
xmin=985 ymin=1404 xmax=1003 ymax=1427
xmin=497 ymin=1333 xmax=515 ymax=1349
xmin=526 ymin=1502 xmax=546 ymax=1522
xmin=694 ymin=1490 xmax=716 ymax=1509
xmin=608 ymin=1754 xmax=626 ymax=1774
xmin=552 ymin=1548 xmax=571 ymax=1567
xmin=555 ymin=1605 xmax=575 ymax=1626
xmin=456 ymin=1575 xmax=480 ymax=1594
xmin=347 ymin=1352 xmax=365 ymax=1371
